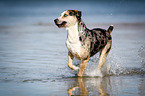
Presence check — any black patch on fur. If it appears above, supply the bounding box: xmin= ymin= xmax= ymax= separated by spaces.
xmin=68 ymin=10 xmax=76 ymax=16
xmin=69 ymin=12 xmax=73 ymax=16
xmin=79 ymin=37 xmax=82 ymax=41
xmin=99 ymin=46 xmax=104 ymax=50
xmin=101 ymin=40 xmax=104 ymax=44
xmin=108 ymin=36 xmax=112 ymax=40
xmin=76 ymin=11 xmax=82 ymax=21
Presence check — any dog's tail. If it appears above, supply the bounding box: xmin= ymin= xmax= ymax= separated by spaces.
xmin=107 ymin=25 xmax=114 ymax=34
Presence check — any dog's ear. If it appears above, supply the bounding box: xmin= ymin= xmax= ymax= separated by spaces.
xmin=76 ymin=11 xmax=82 ymax=21
xmin=68 ymin=10 xmax=82 ymax=21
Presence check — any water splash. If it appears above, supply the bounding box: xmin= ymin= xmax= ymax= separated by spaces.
xmin=70 ymin=51 xmax=145 ymax=77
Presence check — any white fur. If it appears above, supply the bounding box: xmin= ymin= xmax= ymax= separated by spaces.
xmin=66 ymin=23 xmax=81 ymax=59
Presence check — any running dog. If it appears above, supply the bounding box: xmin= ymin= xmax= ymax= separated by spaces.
xmin=54 ymin=10 xmax=113 ymax=77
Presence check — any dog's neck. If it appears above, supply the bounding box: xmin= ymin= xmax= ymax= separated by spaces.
xmin=78 ymin=20 xmax=87 ymax=36
xmin=66 ymin=20 xmax=87 ymax=43
xmin=66 ymin=22 xmax=79 ymax=43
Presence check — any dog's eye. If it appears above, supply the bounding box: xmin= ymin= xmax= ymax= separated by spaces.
xmin=64 ymin=14 xmax=68 ymax=17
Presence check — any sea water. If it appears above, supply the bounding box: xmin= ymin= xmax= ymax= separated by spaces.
xmin=0 ymin=0 xmax=145 ymax=96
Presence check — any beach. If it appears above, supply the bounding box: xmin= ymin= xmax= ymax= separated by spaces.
xmin=0 ymin=0 xmax=145 ymax=95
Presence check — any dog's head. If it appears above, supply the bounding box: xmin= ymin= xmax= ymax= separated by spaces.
xmin=54 ymin=10 xmax=82 ymax=28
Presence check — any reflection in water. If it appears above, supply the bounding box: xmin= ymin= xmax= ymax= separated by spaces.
xmin=68 ymin=78 xmax=88 ymax=96
xmin=68 ymin=77 xmax=109 ymax=96
xmin=139 ymin=76 xmax=145 ymax=96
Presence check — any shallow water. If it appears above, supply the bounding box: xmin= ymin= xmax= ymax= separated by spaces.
xmin=0 ymin=0 xmax=145 ymax=96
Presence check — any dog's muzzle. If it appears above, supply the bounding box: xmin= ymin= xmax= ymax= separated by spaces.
xmin=54 ymin=19 xmax=67 ymax=28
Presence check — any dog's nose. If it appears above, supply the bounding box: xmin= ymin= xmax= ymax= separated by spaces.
xmin=54 ymin=19 xmax=58 ymax=23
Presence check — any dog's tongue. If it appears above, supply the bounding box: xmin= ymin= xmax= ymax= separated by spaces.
xmin=57 ymin=21 xmax=63 ymax=25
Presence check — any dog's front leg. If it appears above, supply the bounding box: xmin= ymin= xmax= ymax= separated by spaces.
xmin=68 ymin=52 xmax=80 ymax=71
xmin=78 ymin=56 xmax=90 ymax=77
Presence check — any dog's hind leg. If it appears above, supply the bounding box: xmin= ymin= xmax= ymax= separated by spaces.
xmin=98 ymin=40 xmax=112 ymax=70
xmin=68 ymin=52 xmax=80 ymax=71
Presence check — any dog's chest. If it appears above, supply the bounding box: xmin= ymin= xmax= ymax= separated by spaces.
xmin=66 ymin=40 xmax=81 ymax=57
xmin=66 ymin=25 xmax=82 ymax=58
xmin=65 ymin=23 xmax=90 ymax=59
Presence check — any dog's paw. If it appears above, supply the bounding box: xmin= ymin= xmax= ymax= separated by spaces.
xmin=77 ymin=73 xmax=83 ymax=77
xmin=73 ymin=66 xmax=80 ymax=71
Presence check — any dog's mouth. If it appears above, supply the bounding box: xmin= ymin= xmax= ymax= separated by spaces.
xmin=54 ymin=19 xmax=67 ymax=28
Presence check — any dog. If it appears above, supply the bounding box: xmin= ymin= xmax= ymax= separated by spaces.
xmin=54 ymin=10 xmax=113 ymax=77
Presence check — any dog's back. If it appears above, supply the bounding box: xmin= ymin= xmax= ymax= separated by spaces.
xmin=79 ymin=25 xmax=113 ymax=57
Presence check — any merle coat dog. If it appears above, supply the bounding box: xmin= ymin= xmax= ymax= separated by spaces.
xmin=54 ymin=10 xmax=113 ymax=77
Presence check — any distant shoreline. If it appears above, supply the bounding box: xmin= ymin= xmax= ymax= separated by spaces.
xmin=0 ymin=22 xmax=145 ymax=28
